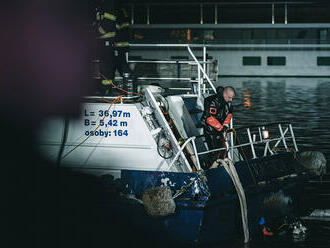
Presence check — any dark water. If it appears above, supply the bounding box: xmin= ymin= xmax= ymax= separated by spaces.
xmin=214 ymin=77 xmax=330 ymax=248
xmin=217 ymin=77 xmax=330 ymax=163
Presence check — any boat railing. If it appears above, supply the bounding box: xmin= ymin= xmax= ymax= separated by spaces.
xmin=128 ymin=43 xmax=217 ymax=95
xmin=168 ymin=122 xmax=299 ymax=171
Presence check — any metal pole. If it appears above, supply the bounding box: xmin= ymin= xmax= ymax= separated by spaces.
xmin=230 ymin=119 xmax=234 ymax=159
xmin=203 ymin=46 xmax=206 ymax=80
xmin=167 ymin=137 xmax=194 ymax=170
xmin=285 ymin=3 xmax=288 ymax=24
xmin=264 ymin=141 xmax=274 ymax=156
xmin=198 ymin=66 xmax=201 ymax=97
xmin=191 ymin=139 xmax=202 ymax=170
xmin=187 ymin=46 xmax=216 ymax=93
xmin=128 ymin=60 xmax=212 ymax=64
xmin=247 ymin=128 xmax=257 ymax=159
xmin=274 ymin=128 xmax=288 ymax=147
xmin=289 ymin=124 xmax=298 ymax=151
xmin=224 ymin=135 xmax=231 ymax=160
xmin=278 ymin=124 xmax=288 ymax=150
xmin=215 ymin=4 xmax=218 ymax=24
xmin=258 ymin=127 xmax=262 ymax=142
xmin=272 ymin=3 xmax=275 ymax=24
xmin=147 ymin=4 xmax=150 ymax=24
xmin=200 ymin=3 xmax=203 ymax=24
xmin=131 ymin=4 xmax=134 ymax=25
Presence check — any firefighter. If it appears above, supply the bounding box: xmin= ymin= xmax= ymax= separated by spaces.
xmin=94 ymin=0 xmax=116 ymax=95
xmin=201 ymin=86 xmax=236 ymax=167
xmin=94 ymin=1 xmax=132 ymax=96
xmin=113 ymin=4 xmax=132 ymax=93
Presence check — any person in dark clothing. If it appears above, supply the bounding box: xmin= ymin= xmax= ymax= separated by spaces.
xmin=94 ymin=0 xmax=132 ymax=95
xmin=201 ymin=86 xmax=236 ymax=167
xmin=113 ymin=5 xmax=131 ymax=78
xmin=1 ymin=1 xmax=158 ymax=247
xmin=94 ymin=0 xmax=117 ymax=95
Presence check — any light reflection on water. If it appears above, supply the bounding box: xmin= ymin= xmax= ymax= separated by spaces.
xmin=217 ymin=77 xmax=330 ymax=163
xmin=163 ymin=77 xmax=330 ymax=247
xmin=215 ymin=77 xmax=330 ymax=248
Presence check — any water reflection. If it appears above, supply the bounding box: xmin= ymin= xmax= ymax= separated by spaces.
xmin=218 ymin=77 xmax=330 ymax=163
xmin=242 ymin=88 xmax=252 ymax=109
xmin=159 ymin=77 xmax=330 ymax=248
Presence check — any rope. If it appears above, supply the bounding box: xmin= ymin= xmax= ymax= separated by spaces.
xmin=62 ymin=95 xmax=123 ymax=159
xmin=61 ymin=73 xmax=145 ymax=159
xmin=231 ymin=128 xmax=258 ymax=186
xmin=99 ymin=73 xmax=144 ymax=97
xmin=217 ymin=158 xmax=249 ymax=243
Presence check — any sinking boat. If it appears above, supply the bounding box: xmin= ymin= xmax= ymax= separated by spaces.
xmin=37 ymin=46 xmax=310 ymax=246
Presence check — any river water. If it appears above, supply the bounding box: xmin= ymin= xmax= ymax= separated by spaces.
xmin=218 ymin=77 xmax=330 ymax=163
xmin=213 ymin=77 xmax=330 ymax=248
xmin=163 ymin=76 xmax=330 ymax=247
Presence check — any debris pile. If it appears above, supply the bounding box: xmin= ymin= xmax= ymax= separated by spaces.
xmin=142 ymin=186 xmax=176 ymax=217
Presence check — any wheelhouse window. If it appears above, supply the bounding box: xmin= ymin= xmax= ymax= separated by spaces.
xmin=267 ymin=57 xmax=286 ymax=66
xmin=242 ymin=56 xmax=261 ymax=66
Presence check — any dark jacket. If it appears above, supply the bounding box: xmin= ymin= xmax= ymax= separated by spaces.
xmin=94 ymin=4 xmax=130 ymax=51
xmin=114 ymin=7 xmax=130 ymax=53
xmin=201 ymin=86 xmax=233 ymax=135
xmin=95 ymin=3 xmax=116 ymax=43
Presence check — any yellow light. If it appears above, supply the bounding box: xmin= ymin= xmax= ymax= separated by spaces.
xmin=263 ymin=130 xmax=269 ymax=139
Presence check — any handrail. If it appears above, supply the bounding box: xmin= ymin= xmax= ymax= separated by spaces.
xmin=181 ymin=122 xmax=299 ymax=166
xmin=233 ymin=121 xmax=292 ymax=131
xmin=128 ymin=60 xmax=213 ymax=64
xmin=187 ymin=46 xmax=217 ymax=93
xmin=130 ymin=43 xmax=330 ymax=48
xmin=167 ymin=137 xmax=200 ymax=171
xmin=128 ymin=44 xmax=217 ymax=95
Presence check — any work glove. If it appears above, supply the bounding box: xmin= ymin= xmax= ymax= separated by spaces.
xmin=222 ymin=124 xmax=229 ymax=133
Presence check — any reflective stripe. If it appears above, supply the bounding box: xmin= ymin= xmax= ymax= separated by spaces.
xmin=114 ymin=41 xmax=129 ymax=47
xmin=209 ymin=107 xmax=217 ymax=115
xmin=100 ymin=32 xmax=116 ymax=39
xmin=98 ymin=26 xmax=106 ymax=34
xmin=102 ymin=79 xmax=113 ymax=85
xmin=104 ymin=12 xmax=116 ymax=21
xmin=96 ymin=12 xmax=102 ymax=21
xmin=223 ymin=113 xmax=233 ymax=125
xmin=206 ymin=116 xmax=222 ymax=131
xmin=116 ymin=22 xmax=130 ymax=30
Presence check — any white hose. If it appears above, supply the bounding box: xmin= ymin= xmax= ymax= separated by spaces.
xmin=216 ymin=158 xmax=250 ymax=243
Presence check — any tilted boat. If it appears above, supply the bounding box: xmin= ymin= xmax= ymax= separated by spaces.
xmin=37 ymin=46 xmax=310 ymax=246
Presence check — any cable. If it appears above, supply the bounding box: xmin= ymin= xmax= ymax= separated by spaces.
xmin=56 ymin=116 xmax=69 ymax=167
xmin=232 ymin=128 xmax=258 ymax=186
xmin=99 ymin=73 xmax=144 ymax=97
xmin=61 ymin=95 xmax=123 ymax=159
xmin=218 ymin=158 xmax=250 ymax=243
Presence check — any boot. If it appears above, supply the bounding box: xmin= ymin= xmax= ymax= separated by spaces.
xmin=101 ymin=79 xmax=113 ymax=96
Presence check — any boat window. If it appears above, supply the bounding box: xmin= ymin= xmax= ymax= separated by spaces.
xmin=267 ymin=56 xmax=286 ymax=66
xmin=317 ymin=57 xmax=330 ymax=66
xmin=242 ymin=56 xmax=261 ymax=66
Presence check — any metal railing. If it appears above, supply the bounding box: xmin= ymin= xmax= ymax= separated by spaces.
xmin=128 ymin=44 xmax=217 ymax=95
xmin=125 ymin=1 xmax=323 ymax=25
xmin=167 ymin=122 xmax=299 ymax=171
